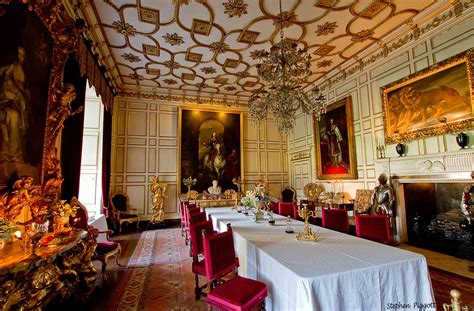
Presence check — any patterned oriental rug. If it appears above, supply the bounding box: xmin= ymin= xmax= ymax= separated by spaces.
xmin=109 ymin=228 xmax=207 ymax=311
xmin=108 ymin=228 xmax=474 ymax=311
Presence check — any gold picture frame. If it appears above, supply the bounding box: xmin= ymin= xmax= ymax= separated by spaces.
xmin=314 ymin=96 xmax=357 ymax=180
xmin=178 ymin=107 xmax=243 ymax=194
xmin=381 ymin=48 xmax=474 ymax=144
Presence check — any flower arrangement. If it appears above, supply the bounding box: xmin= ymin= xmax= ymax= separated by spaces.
xmin=241 ymin=183 xmax=271 ymax=209
xmin=0 ymin=220 xmax=18 ymax=236
xmin=52 ymin=200 xmax=79 ymax=218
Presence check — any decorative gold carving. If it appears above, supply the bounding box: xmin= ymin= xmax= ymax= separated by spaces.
xmin=201 ymin=67 xmax=216 ymax=74
xmin=313 ymin=45 xmax=336 ymax=56
xmin=314 ymin=0 xmax=337 ymax=8
xmin=223 ymin=0 xmax=248 ymax=18
xmin=237 ymin=30 xmax=259 ymax=44
xmin=164 ymin=60 xmax=180 ymax=69
xmin=182 ymin=72 xmax=196 ymax=80
xmin=163 ymin=33 xmax=184 ymax=46
xmin=139 ymin=8 xmax=159 ymax=24
xmin=243 ymin=81 xmax=256 ymax=88
xmin=143 ymin=44 xmax=160 ymax=56
xmin=163 ymin=79 xmax=178 ymax=85
xmin=291 ymin=151 xmax=310 ymax=160
xmin=317 ymin=59 xmax=332 ymax=67
xmin=48 ymin=84 xmax=83 ymax=138
xmin=186 ymin=51 xmax=203 ymax=62
xmin=146 ymin=67 xmax=160 ymax=76
xmin=122 ymin=53 xmax=141 ymax=63
xmin=209 ymin=42 xmax=229 ymax=54
xmin=214 ymin=77 xmax=228 ymax=84
xmin=443 ymin=289 xmax=470 ymax=311
xmin=224 ymin=86 xmax=236 ymax=91
xmin=250 ymin=49 xmax=267 ymax=60
xmin=191 ymin=19 xmax=212 ymax=36
xmin=315 ymin=22 xmax=337 ymax=36
xmin=303 ymin=183 xmax=323 ymax=201
xmin=224 ymin=58 xmax=240 ymax=68
xmin=149 ymin=177 xmax=168 ymax=223
xmin=112 ymin=20 xmax=137 ymax=36
xmin=360 ymin=1 xmax=389 ymax=19
xmin=351 ymin=29 xmax=375 ymax=42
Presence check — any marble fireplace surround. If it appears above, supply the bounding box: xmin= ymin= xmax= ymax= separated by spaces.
xmin=375 ymin=149 xmax=474 ymax=243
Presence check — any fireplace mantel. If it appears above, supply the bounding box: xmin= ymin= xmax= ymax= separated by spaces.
xmin=375 ymin=149 xmax=474 ymax=183
xmin=374 ymin=149 xmax=474 ymax=243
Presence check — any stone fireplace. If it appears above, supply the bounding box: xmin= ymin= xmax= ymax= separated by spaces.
xmin=375 ymin=149 xmax=474 ymax=258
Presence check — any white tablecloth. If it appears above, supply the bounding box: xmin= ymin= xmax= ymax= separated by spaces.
xmin=207 ymin=208 xmax=435 ymax=311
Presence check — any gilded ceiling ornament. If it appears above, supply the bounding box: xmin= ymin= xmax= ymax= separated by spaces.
xmin=223 ymin=0 xmax=248 ymax=18
xmin=201 ymin=67 xmax=217 ymax=74
xmin=196 ymin=82 xmax=208 ymax=88
xmin=122 ymin=53 xmax=141 ymax=63
xmin=163 ymin=33 xmax=184 ymax=46
xmin=225 ymin=86 xmax=237 ymax=91
xmin=315 ymin=21 xmax=337 ymax=36
xmin=163 ymin=79 xmax=178 ymax=85
xmin=236 ymin=71 xmax=250 ymax=78
xmin=112 ymin=20 xmax=137 ymax=36
xmin=164 ymin=60 xmax=180 ymax=69
xmin=317 ymin=59 xmax=332 ymax=68
xmin=351 ymin=29 xmax=375 ymax=42
xmin=274 ymin=11 xmax=296 ymax=28
xmin=209 ymin=42 xmax=230 ymax=54
xmin=250 ymin=49 xmax=268 ymax=60
xmin=129 ymin=73 xmax=144 ymax=82
xmin=172 ymin=0 xmax=191 ymax=6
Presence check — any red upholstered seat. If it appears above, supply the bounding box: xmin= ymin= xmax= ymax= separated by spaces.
xmin=322 ymin=208 xmax=350 ymax=233
xmin=278 ymin=202 xmax=295 ymax=218
xmin=203 ymin=224 xmax=267 ymax=311
xmin=207 ymin=276 xmax=267 ymax=310
xmin=184 ymin=205 xmax=200 ymax=245
xmin=189 ymin=220 xmax=215 ymax=299
xmin=355 ymin=214 xmax=391 ymax=244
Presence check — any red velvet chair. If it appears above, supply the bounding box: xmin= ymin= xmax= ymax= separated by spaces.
xmin=278 ymin=202 xmax=295 ymax=218
xmin=179 ymin=201 xmax=187 ymax=236
xmin=269 ymin=201 xmax=279 ymax=214
xmin=71 ymin=197 xmax=122 ymax=281
xmin=189 ymin=220 xmax=215 ymax=300
xmin=202 ymin=224 xmax=267 ymax=311
xmin=184 ymin=205 xmax=200 ymax=245
xmin=321 ymin=208 xmax=350 ymax=233
xmin=355 ymin=214 xmax=391 ymax=244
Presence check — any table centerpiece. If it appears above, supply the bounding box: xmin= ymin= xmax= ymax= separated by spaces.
xmin=241 ymin=181 xmax=271 ymax=222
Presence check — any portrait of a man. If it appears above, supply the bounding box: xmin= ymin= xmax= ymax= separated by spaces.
xmin=179 ymin=108 xmax=242 ymax=193
xmin=314 ymin=96 xmax=357 ymax=180
xmin=0 ymin=6 xmax=53 ymax=184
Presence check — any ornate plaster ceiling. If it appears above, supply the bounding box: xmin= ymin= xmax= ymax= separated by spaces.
xmin=79 ymin=0 xmax=446 ymax=103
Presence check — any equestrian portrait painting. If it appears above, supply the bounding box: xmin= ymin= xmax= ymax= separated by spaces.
xmin=178 ymin=107 xmax=243 ymax=193
xmin=382 ymin=48 xmax=474 ymax=143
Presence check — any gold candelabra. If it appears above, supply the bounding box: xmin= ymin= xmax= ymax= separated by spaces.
xmin=182 ymin=176 xmax=197 ymax=198
xmin=296 ymin=204 xmax=319 ymax=241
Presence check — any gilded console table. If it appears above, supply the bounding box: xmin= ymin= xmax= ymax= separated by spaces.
xmin=0 ymin=229 xmax=97 ymax=310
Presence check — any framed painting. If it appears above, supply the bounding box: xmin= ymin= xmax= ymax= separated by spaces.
xmin=0 ymin=3 xmax=57 ymax=185
xmin=178 ymin=107 xmax=243 ymax=194
xmin=313 ymin=96 xmax=357 ymax=180
xmin=381 ymin=48 xmax=474 ymax=143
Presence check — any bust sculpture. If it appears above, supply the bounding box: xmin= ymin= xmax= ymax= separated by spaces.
xmin=371 ymin=173 xmax=395 ymax=230
xmin=208 ymin=180 xmax=222 ymax=196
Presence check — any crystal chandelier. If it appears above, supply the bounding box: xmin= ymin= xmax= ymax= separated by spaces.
xmin=248 ymin=0 xmax=327 ymax=134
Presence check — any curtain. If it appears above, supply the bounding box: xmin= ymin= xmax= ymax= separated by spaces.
xmin=101 ymin=109 xmax=112 ymax=218
xmin=60 ymin=56 xmax=86 ymax=200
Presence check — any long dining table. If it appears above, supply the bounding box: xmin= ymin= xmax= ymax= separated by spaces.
xmin=206 ymin=207 xmax=435 ymax=311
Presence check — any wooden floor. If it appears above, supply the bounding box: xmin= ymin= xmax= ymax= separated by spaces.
xmin=49 ymin=224 xmax=474 ymax=311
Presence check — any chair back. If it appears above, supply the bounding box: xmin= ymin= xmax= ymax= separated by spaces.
xmin=202 ymin=225 xmax=239 ymax=280
xmin=269 ymin=201 xmax=279 ymax=214
xmin=354 ymin=189 xmax=373 ymax=214
xmin=189 ymin=211 xmax=207 ymax=225
xmin=185 ymin=205 xmax=200 ymax=226
xmin=355 ymin=214 xmax=391 ymax=243
xmin=278 ymin=202 xmax=295 ymax=218
xmin=110 ymin=193 xmax=129 ymax=213
xmin=281 ymin=187 xmax=296 ymax=203
xmin=189 ymin=220 xmax=214 ymax=257
xmin=322 ymin=208 xmax=350 ymax=233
